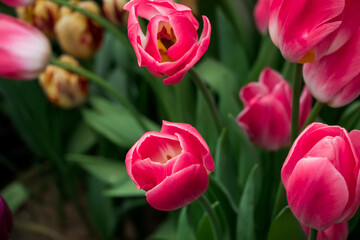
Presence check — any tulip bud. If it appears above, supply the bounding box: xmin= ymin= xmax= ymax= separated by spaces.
xmin=102 ymin=0 xmax=128 ymax=26
xmin=55 ymin=1 xmax=103 ymax=59
xmin=16 ymin=0 xmax=60 ymax=39
xmin=39 ymin=55 xmax=89 ymax=109
xmin=0 ymin=13 xmax=51 ymax=80
xmin=0 ymin=196 xmax=13 ymax=240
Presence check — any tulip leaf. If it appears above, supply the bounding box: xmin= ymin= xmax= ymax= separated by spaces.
xmin=196 ymin=213 xmax=214 ymax=240
xmin=67 ymin=154 xmax=127 ymax=185
xmin=339 ymin=101 xmax=360 ymax=132
xmin=237 ymin=164 xmax=259 ymax=240
xmin=66 ymin=123 xmax=97 ymax=154
xmin=1 ymin=182 xmax=29 ymax=213
xmin=267 ymin=206 xmax=306 ymax=240
xmin=104 ymin=178 xmax=145 ymax=197
xmin=82 ymin=97 xmax=159 ymax=148
xmin=147 ymin=214 xmax=177 ymax=240
xmin=176 ymin=207 xmax=196 ymax=240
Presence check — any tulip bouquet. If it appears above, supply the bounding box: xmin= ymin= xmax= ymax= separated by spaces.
xmin=1 ymin=0 xmax=360 ymax=239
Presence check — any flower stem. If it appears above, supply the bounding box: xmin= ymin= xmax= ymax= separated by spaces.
xmin=198 ymin=195 xmax=222 ymax=240
xmin=301 ymin=101 xmax=324 ymax=131
xmin=49 ymin=57 xmax=149 ymax=132
xmin=309 ymin=228 xmax=318 ymax=240
xmin=48 ymin=0 xmax=132 ymax=53
xmin=291 ymin=64 xmax=303 ymax=142
xmin=188 ymin=69 xmax=222 ymax=134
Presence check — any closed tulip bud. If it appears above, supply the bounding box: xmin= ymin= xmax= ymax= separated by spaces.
xmin=17 ymin=0 xmax=60 ymax=39
xmin=237 ymin=68 xmax=312 ymax=151
xmin=0 ymin=14 xmax=51 ymax=80
xmin=126 ymin=121 xmax=214 ymax=211
xmin=55 ymin=1 xmax=103 ymax=59
xmin=0 ymin=196 xmax=12 ymax=240
xmin=39 ymin=55 xmax=89 ymax=109
xmin=282 ymin=123 xmax=360 ymax=230
xmin=102 ymin=0 xmax=128 ymax=26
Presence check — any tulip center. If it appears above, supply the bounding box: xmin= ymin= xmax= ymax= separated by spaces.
xmin=157 ymin=22 xmax=177 ymax=63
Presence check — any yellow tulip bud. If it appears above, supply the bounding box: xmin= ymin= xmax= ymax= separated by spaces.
xmin=55 ymin=1 xmax=103 ymax=59
xmin=39 ymin=55 xmax=89 ymax=109
xmin=102 ymin=0 xmax=128 ymax=26
xmin=16 ymin=0 xmax=60 ymax=39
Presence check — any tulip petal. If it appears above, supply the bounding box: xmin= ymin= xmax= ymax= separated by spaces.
xmin=299 ymin=87 xmax=312 ymax=128
xmin=240 ymin=82 xmax=268 ymax=106
xmin=146 ymin=164 xmax=208 ymax=211
xmin=254 ymin=0 xmax=271 ymax=34
xmin=287 ymin=157 xmax=349 ymax=230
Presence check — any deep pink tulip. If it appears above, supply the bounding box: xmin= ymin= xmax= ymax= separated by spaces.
xmin=302 ymin=222 xmax=348 ymax=240
xmin=236 ymin=68 xmax=312 ymax=151
xmin=123 ymin=0 xmax=211 ymax=84
xmin=0 ymin=196 xmax=12 ymax=240
xmin=0 ymin=14 xmax=51 ymax=80
xmin=303 ymin=28 xmax=360 ymax=108
xmin=125 ymin=121 xmax=214 ymax=211
xmin=282 ymin=123 xmax=360 ymax=230
xmin=1 ymin=0 xmax=34 ymax=7
xmin=254 ymin=0 xmax=271 ymax=34
xmin=269 ymin=0 xmax=360 ymax=63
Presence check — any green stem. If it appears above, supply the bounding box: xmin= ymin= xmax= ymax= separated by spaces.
xmin=291 ymin=64 xmax=303 ymax=142
xmin=301 ymin=101 xmax=324 ymax=131
xmin=198 ymin=195 xmax=222 ymax=240
xmin=188 ymin=69 xmax=222 ymax=134
xmin=271 ymin=182 xmax=286 ymax=220
xmin=309 ymin=228 xmax=318 ymax=240
xmin=49 ymin=57 xmax=149 ymax=132
xmin=48 ymin=0 xmax=132 ymax=53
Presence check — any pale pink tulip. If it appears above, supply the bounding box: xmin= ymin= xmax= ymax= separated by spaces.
xmin=303 ymin=28 xmax=360 ymax=108
xmin=269 ymin=0 xmax=360 ymax=63
xmin=1 ymin=0 xmax=34 ymax=7
xmin=254 ymin=0 xmax=271 ymax=34
xmin=282 ymin=123 xmax=360 ymax=230
xmin=125 ymin=121 xmax=214 ymax=211
xmin=237 ymin=68 xmax=312 ymax=151
xmin=124 ymin=0 xmax=211 ymax=84
xmin=0 ymin=14 xmax=51 ymax=80
xmin=303 ymin=222 xmax=348 ymax=240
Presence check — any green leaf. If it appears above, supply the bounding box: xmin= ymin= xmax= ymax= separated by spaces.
xmin=88 ymin=177 xmax=115 ymax=240
xmin=2 ymin=182 xmax=29 ymax=212
xmin=66 ymin=123 xmax=97 ymax=154
xmin=104 ymin=178 xmax=145 ymax=197
xmin=176 ymin=207 xmax=196 ymax=240
xmin=67 ymin=154 xmax=127 ymax=184
xmin=339 ymin=101 xmax=360 ymax=131
xmin=196 ymin=214 xmax=214 ymax=240
xmin=147 ymin=214 xmax=177 ymax=240
xmin=237 ymin=164 xmax=260 ymax=240
xmin=267 ymin=206 xmax=306 ymax=240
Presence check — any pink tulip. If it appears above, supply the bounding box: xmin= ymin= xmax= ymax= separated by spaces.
xmin=303 ymin=28 xmax=360 ymax=108
xmin=123 ymin=0 xmax=211 ymax=84
xmin=125 ymin=121 xmax=214 ymax=211
xmin=236 ymin=68 xmax=312 ymax=151
xmin=0 ymin=196 xmax=12 ymax=240
xmin=268 ymin=0 xmax=360 ymax=63
xmin=1 ymin=0 xmax=34 ymax=7
xmin=282 ymin=123 xmax=360 ymax=230
xmin=0 ymin=14 xmax=51 ymax=80
xmin=254 ymin=0 xmax=271 ymax=34
xmin=302 ymin=222 xmax=348 ymax=240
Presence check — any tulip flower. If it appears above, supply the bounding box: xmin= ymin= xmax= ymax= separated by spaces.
xmin=282 ymin=123 xmax=360 ymax=230
xmin=303 ymin=28 xmax=360 ymax=108
xmin=302 ymin=222 xmax=348 ymax=240
xmin=1 ymin=0 xmax=34 ymax=7
xmin=39 ymin=55 xmax=89 ymax=109
xmin=125 ymin=121 xmax=214 ymax=211
xmin=0 ymin=14 xmax=51 ymax=80
xmin=102 ymin=0 xmax=128 ymax=26
xmin=254 ymin=0 xmax=270 ymax=34
xmin=124 ymin=0 xmax=211 ymax=84
xmin=0 ymin=196 xmax=12 ymax=240
xmin=268 ymin=0 xmax=360 ymax=63
xmin=17 ymin=0 xmax=60 ymax=39
xmin=237 ymin=68 xmax=312 ymax=151
xmin=55 ymin=1 xmax=103 ymax=59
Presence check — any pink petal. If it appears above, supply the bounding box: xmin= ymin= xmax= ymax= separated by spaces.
xmin=259 ymin=67 xmax=286 ymax=92
xmin=287 ymin=157 xmax=349 ymax=230
xmin=239 ymin=82 xmax=269 ymax=106
xmin=2 ymin=0 xmax=34 ymax=6
xmin=329 ymin=73 xmax=360 ymax=108
xmin=303 ymin=29 xmax=360 ymax=106
xmin=254 ymin=0 xmax=271 ymax=34
xmin=299 ymin=87 xmax=312 ymax=128
xmin=145 ymin=164 xmax=209 ymax=211
xmin=303 ymin=222 xmax=348 ymax=240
